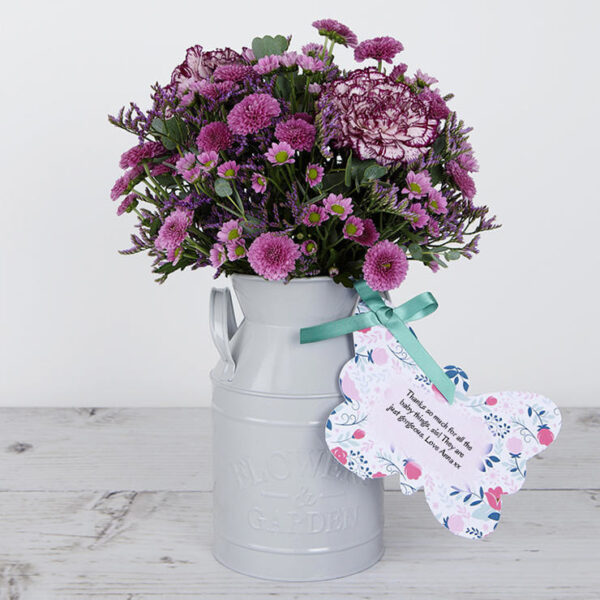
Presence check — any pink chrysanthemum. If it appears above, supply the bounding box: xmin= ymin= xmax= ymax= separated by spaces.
xmin=302 ymin=204 xmax=329 ymax=227
xmin=363 ymin=240 xmax=409 ymax=291
xmin=324 ymin=69 xmax=441 ymax=165
xmin=301 ymin=239 xmax=318 ymax=256
xmin=265 ymin=141 xmax=295 ymax=165
xmin=390 ymin=63 xmax=408 ymax=80
xmin=294 ymin=112 xmax=314 ymax=123
xmin=119 ymin=141 xmax=165 ymax=169
xmin=150 ymin=163 xmax=171 ymax=176
xmin=354 ymin=36 xmax=404 ymax=64
xmin=209 ymin=242 xmax=227 ymax=268
xmin=110 ymin=165 xmax=143 ymax=200
xmin=354 ymin=218 xmax=380 ymax=247
xmin=217 ymin=160 xmax=239 ymax=179
xmin=213 ymin=63 xmax=253 ymax=82
xmin=116 ymin=193 xmax=137 ymax=216
xmin=308 ymin=83 xmax=322 ymax=94
xmin=217 ymin=219 xmax=242 ymax=243
xmin=427 ymin=189 xmax=448 ymax=215
xmin=447 ymin=160 xmax=476 ymax=199
xmin=196 ymin=122 xmax=232 ymax=153
xmin=415 ymin=69 xmax=438 ymax=85
xmin=198 ymin=150 xmax=219 ymax=171
xmin=305 ymin=163 xmax=324 ymax=187
xmin=279 ymin=52 xmax=300 ymax=68
xmin=155 ymin=208 xmax=192 ymax=263
xmin=458 ymin=146 xmax=479 ymax=172
xmin=302 ymin=42 xmax=326 ymax=56
xmin=251 ymin=172 xmax=267 ymax=193
xmin=406 ymin=203 xmax=429 ymax=230
xmin=176 ymin=152 xmax=204 ymax=182
xmin=190 ymin=79 xmax=236 ymax=101
xmin=226 ymin=238 xmax=247 ymax=261
xmin=323 ymin=193 xmax=353 ymax=220
xmin=227 ymin=93 xmax=281 ymax=135
xmin=247 ymin=233 xmax=300 ymax=281
xmin=297 ymin=55 xmax=325 ymax=72
xmin=312 ymin=19 xmax=358 ymax=48
xmin=402 ymin=171 xmax=432 ymax=200
xmin=253 ymin=55 xmax=280 ymax=75
xmin=342 ymin=216 xmax=365 ymax=240
xmin=275 ymin=118 xmax=316 ymax=152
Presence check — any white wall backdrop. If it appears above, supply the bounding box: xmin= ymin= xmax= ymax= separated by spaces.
xmin=1 ymin=0 xmax=598 ymax=407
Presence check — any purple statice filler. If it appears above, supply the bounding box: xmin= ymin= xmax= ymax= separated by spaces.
xmin=247 ymin=233 xmax=301 ymax=280
xmin=227 ymin=93 xmax=281 ymax=135
xmin=275 ymin=118 xmax=316 ymax=152
xmin=154 ymin=208 xmax=192 ymax=262
xmin=354 ymin=37 xmax=404 ymax=64
xmin=312 ymin=19 xmax=358 ymax=48
xmin=363 ymin=240 xmax=409 ymax=291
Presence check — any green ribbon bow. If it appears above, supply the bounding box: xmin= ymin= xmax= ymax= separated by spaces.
xmin=300 ymin=279 xmax=455 ymax=404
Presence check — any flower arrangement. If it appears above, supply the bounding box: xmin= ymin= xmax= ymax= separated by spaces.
xmin=109 ymin=19 xmax=498 ymax=290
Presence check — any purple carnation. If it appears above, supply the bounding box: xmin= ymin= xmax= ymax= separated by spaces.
xmin=354 ymin=218 xmax=380 ymax=247
xmin=116 ymin=193 xmax=137 ymax=216
xmin=196 ymin=122 xmax=232 ymax=153
xmin=447 ymin=160 xmax=476 ymax=199
xmin=363 ymin=240 xmax=408 ymax=291
xmin=312 ymin=19 xmax=358 ymax=48
xmin=247 ymin=233 xmax=300 ymax=281
xmin=155 ymin=208 xmax=192 ymax=263
xmin=170 ymin=45 xmax=206 ymax=91
xmin=227 ymin=93 xmax=281 ymax=135
xmin=110 ymin=165 xmax=143 ymax=200
xmin=275 ymin=118 xmax=316 ymax=152
xmin=323 ymin=68 xmax=441 ymax=165
xmin=119 ymin=141 xmax=165 ymax=169
xmin=354 ymin=37 xmax=404 ymax=64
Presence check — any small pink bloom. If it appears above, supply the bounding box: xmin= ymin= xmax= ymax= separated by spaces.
xmin=265 ymin=141 xmax=295 ymax=166
xmin=331 ymin=446 xmax=348 ymax=465
xmin=371 ymin=347 xmax=388 ymax=365
xmin=253 ymin=54 xmax=280 ymax=75
xmin=275 ymin=118 xmax=316 ymax=152
xmin=372 ymin=472 xmax=386 ymax=478
xmin=308 ymin=83 xmax=321 ymax=94
xmin=209 ymin=242 xmax=227 ymax=268
xmin=342 ymin=216 xmax=364 ymax=240
xmin=305 ymin=163 xmax=324 ymax=187
xmin=506 ymin=437 xmax=523 ymax=454
xmin=226 ymin=238 xmax=247 ymax=261
xmin=196 ymin=122 xmax=232 ymax=153
xmin=297 ymin=54 xmax=325 ymax=72
xmin=251 ymin=172 xmax=267 ymax=193
xmin=323 ymin=193 xmax=353 ymax=220
xmin=352 ymin=429 xmax=365 ymax=440
xmin=217 ymin=160 xmax=239 ymax=179
xmin=247 ymin=233 xmax=300 ymax=280
xmin=537 ymin=427 xmax=554 ymax=446
xmin=227 ymin=93 xmax=281 ymax=135
xmin=300 ymin=239 xmax=318 ymax=256
xmin=198 ymin=150 xmax=219 ymax=171
xmin=447 ymin=514 xmax=464 ymax=533
xmin=484 ymin=486 xmax=504 ymax=510
xmin=407 ymin=203 xmax=429 ymax=230
xmin=354 ymin=218 xmax=380 ymax=247
xmin=402 ymin=171 xmax=432 ymax=200
xmin=354 ymin=36 xmax=404 ymax=64
xmin=363 ymin=240 xmax=408 ymax=292
xmin=217 ymin=219 xmax=242 ymax=243
xmin=427 ymin=189 xmax=448 ymax=215
xmin=302 ymin=204 xmax=328 ymax=227
xmin=279 ymin=51 xmax=299 ymax=68
xmin=404 ymin=461 xmax=422 ymax=480
xmin=485 ymin=396 xmax=498 ymax=406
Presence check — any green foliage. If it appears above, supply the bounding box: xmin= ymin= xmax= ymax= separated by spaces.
xmin=214 ymin=178 xmax=233 ymax=198
xmin=251 ymin=35 xmax=289 ymax=59
xmin=150 ymin=117 xmax=188 ymax=150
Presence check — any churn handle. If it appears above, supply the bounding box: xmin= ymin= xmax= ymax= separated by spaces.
xmin=209 ymin=287 xmax=237 ymax=381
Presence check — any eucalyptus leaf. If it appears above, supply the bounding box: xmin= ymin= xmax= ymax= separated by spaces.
xmin=362 ymin=164 xmax=388 ymax=182
xmin=344 ymin=153 xmax=353 ymax=188
xmin=445 ymin=250 xmax=461 ymax=261
xmin=251 ymin=34 xmax=288 ymax=59
xmin=214 ymin=178 xmax=233 ymax=198
xmin=408 ymin=243 xmax=423 ymax=260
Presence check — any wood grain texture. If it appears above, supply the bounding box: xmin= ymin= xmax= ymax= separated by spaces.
xmin=0 ymin=407 xmax=597 ymax=492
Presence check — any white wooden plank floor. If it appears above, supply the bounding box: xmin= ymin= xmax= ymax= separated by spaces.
xmin=0 ymin=407 xmax=598 ymax=599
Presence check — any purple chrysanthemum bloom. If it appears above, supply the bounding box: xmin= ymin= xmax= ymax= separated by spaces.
xmin=213 ymin=63 xmax=253 ymax=82
xmin=342 ymin=216 xmax=365 ymax=240
xmin=419 ymin=88 xmax=450 ymax=120
xmin=275 ymin=118 xmax=316 ymax=152
xmin=363 ymin=240 xmax=408 ymax=291
xmin=354 ymin=36 xmax=404 ymax=64
xmin=297 ymin=55 xmax=325 ymax=73
xmin=406 ymin=202 xmax=429 ymax=230
xmin=217 ymin=219 xmax=242 ymax=243
xmin=312 ymin=18 xmax=358 ymax=48
xmin=323 ymin=68 xmax=441 ymax=165
xmin=209 ymin=242 xmax=227 ymax=268
xmin=253 ymin=55 xmax=280 ymax=75
xmin=302 ymin=204 xmax=329 ymax=227
xmin=150 ymin=163 xmax=172 ymax=176
xmin=323 ymin=193 xmax=353 ymax=220
xmin=226 ymin=238 xmax=247 ymax=261
xmin=196 ymin=122 xmax=232 ymax=153
xmin=402 ymin=170 xmax=432 ymax=200
xmin=279 ymin=52 xmax=300 ymax=68
xmin=227 ymin=93 xmax=281 ymax=135
xmin=110 ymin=165 xmax=143 ymax=200
xmin=217 ymin=160 xmax=240 ymax=179
xmin=191 ymin=79 xmax=236 ymax=101
xmin=427 ymin=189 xmax=448 ymax=215
xmin=198 ymin=151 xmax=219 ymax=171
xmin=247 ymin=233 xmax=301 ymax=281
xmin=155 ymin=208 xmax=192 ymax=263
xmin=265 ymin=141 xmax=295 ymax=165
xmin=354 ymin=218 xmax=380 ymax=247
xmin=302 ymin=42 xmax=327 ymax=57
xmin=415 ymin=69 xmax=438 ymax=85
xmin=305 ymin=163 xmax=324 ymax=187
xmin=447 ymin=160 xmax=476 ymax=199
xmin=301 ymin=239 xmax=318 ymax=256
xmin=251 ymin=172 xmax=267 ymax=193
xmin=119 ymin=141 xmax=165 ymax=169
xmin=458 ymin=146 xmax=479 ymax=172
xmin=116 ymin=193 xmax=137 ymax=216
xmin=308 ymin=83 xmax=322 ymax=94
xmin=175 ymin=153 xmax=203 ymax=183
xmin=390 ymin=63 xmax=408 ymax=80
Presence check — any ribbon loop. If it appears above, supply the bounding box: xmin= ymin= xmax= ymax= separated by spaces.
xmin=300 ymin=280 xmax=455 ymax=404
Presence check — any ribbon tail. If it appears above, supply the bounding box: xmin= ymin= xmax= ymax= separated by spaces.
xmin=300 ymin=312 xmax=376 ymax=344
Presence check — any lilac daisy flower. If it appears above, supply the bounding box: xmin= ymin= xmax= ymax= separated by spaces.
xmin=363 ymin=240 xmax=409 ymax=291
xmin=247 ymin=233 xmax=301 ymax=280
xmin=227 ymin=93 xmax=281 ymax=135
xmin=265 ymin=142 xmax=295 ymax=165
xmin=251 ymin=172 xmax=267 ymax=193
xmin=342 ymin=216 xmax=365 ymax=240
xmin=402 ymin=171 xmax=432 ymax=200
xmin=210 ymin=242 xmax=227 ymax=268
xmin=354 ymin=218 xmax=380 ymax=247
xmin=253 ymin=55 xmax=280 ymax=75
xmin=406 ymin=203 xmax=429 ymax=230
xmin=217 ymin=160 xmax=240 ymax=179
xmin=175 ymin=152 xmax=203 ymax=183
xmin=297 ymin=55 xmax=325 ymax=73
xmin=226 ymin=238 xmax=247 ymax=261
xmin=198 ymin=151 xmax=219 ymax=172
xmin=305 ymin=164 xmax=324 ymax=187
xmin=279 ymin=52 xmax=300 ymax=68
xmin=354 ymin=36 xmax=404 ymax=64
xmin=217 ymin=219 xmax=242 ymax=243
xmin=301 ymin=239 xmax=318 ymax=256
xmin=323 ymin=193 xmax=353 ymax=220
xmin=302 ymin=204 xmax=329 ymax=227
xmin=312 ymin=19 xmax=358 ymax=48
xmin=427 ymin=189 xmax=448 ymax=215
